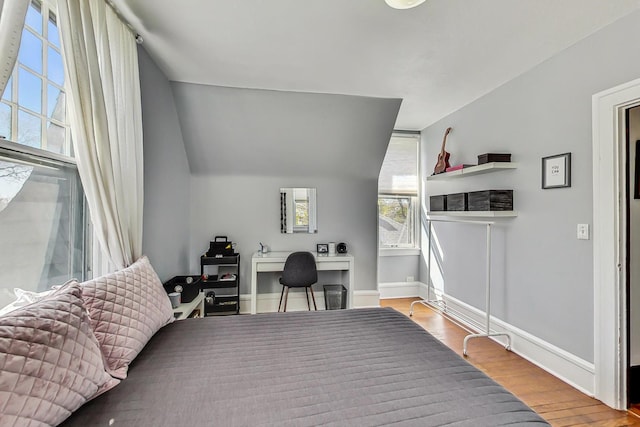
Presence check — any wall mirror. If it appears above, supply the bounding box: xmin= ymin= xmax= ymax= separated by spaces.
xmin=280 ymin=188 xmax=317 ymax=233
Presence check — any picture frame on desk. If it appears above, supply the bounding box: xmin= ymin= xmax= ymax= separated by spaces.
xmin=317 ymin=243 xmax=328 ymax=254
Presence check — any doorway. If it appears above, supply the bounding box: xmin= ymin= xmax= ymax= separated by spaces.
xmin=627 ymin=106 xmax=640 ymax=405
xmin=593 ymin=77 xmax=640 ymax=410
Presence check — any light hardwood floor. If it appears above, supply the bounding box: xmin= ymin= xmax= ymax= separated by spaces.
xmin=380 ymin=297 xmax=640 ymax=427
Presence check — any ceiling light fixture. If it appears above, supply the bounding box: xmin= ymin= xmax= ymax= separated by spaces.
xmin=385 ymin=0 xmax=427 ymax=9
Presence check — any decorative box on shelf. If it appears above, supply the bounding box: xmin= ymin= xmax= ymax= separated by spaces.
xmin=467 ymin=190 xmax=513 ymax=211
xmin=446 ymin=193 xmax=468 ymax=211
xmin=445 ymin=164 xmax=474 ymax=172
xmin=477 ymin=153 xmax=511 ymax=164
xmin=430 ymin=195 xmax=447 ymax=211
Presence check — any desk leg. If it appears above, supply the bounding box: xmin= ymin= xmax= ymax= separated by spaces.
xmin=348 ymin=261 xmax=354 ymax=309
xmin=251 ymin=264 xmax=257 ymax=314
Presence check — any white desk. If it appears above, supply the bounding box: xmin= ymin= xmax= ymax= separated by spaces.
xmin=250 ymin=251 xmax=355 ymax=314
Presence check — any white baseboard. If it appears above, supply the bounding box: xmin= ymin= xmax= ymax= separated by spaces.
xmin=384 ymin=282 xmax=596 ymax=396
xmin=239 ymin=289 xmax=380 ymax=314
xmin=354 ymin=290 xmax=381 ymax=308
xmin=378 ymin=282 xmax=422 ymax=299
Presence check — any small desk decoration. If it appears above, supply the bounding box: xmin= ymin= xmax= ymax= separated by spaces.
xmin=317 ymin=243 xmax=328 ymax=254
xmin=542 ymin=152 xmax=571 ymax=189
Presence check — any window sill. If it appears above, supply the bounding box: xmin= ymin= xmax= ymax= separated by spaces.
xmin=379 ymin=248 xmax=421 ymax=257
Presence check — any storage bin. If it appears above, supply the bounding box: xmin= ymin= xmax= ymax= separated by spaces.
xmin=446 ymin=192 xmax=468 ymax=211
xmin=323 ymin=285 xmax=347 ymax=310
xmin=467 ymin=190 xmax=513 ymax=211
xmin=163 ymin=276 xmax=202 ymax=303
xmin=477 ymin=153 xmax=511 ymax=164
xmin=429 ymin=195 xmax=447 ymax=211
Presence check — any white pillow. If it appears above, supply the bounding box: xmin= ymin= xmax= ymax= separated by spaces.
xmin=0 ymin=288 xmax=16 ymax=315
xmin=0 ymin=280 xmax=73 ymax=317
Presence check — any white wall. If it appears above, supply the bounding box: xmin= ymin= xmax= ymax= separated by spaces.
xmin=138 ymin=47 xmax=192 ymax=281
xmin=421 ymin=9 xmax=640 ymax=363
xmin=630 ymin=106 xmax=640 ymax=365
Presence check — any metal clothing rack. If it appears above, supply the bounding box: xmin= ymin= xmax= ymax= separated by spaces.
xmin=410 ymin=216 xmax=511 ymax=356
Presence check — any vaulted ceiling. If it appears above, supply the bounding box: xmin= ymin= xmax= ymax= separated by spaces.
xmin=113 ymin=0 xmax=640 ymax=131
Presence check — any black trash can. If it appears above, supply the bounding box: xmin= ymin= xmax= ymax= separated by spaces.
xmin=323 ymin=285 xmax=347 ymax=310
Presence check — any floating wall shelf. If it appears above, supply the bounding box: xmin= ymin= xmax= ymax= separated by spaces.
xmin=426 ymin=162 xmax=518 ymax=180
xmin=427 ymin=211 xmax=518 ymax=218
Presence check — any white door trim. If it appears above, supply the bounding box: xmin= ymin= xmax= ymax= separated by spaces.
xmin=592 ymin=77 xmax=640 ymax=409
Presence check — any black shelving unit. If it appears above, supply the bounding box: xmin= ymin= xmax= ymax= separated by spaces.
xmin=200 ymin=254 xmax=240 ymax=315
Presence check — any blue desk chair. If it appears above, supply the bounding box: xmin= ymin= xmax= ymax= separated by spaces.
xmin=278 ymin=251 xmax=318 ymax=312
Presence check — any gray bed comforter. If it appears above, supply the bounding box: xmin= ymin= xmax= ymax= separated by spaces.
xmin=62 ymin=307 xmax=549 ymax=426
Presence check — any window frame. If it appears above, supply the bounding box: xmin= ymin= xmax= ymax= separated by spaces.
xmin=0 ymin=0 xmax=71 ymax=155
xmin=378 ymin=194 xmax=420 ymax=253
xmin=0 ymin=138 xmax=90 ymax=286
xmin=378 ymin=131 xmax=421 ymax=253
xmin=0 ymin=0 xmax=90 ymax=289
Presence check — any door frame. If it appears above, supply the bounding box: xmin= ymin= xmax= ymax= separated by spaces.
xmin=593 ymin=77 xmax=640 ymax=410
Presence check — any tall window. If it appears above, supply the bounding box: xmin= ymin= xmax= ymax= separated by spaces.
xmin=0 ymin=0 xmax=69 ymax=155
xmin=0 ymin=0 xmax=86 ymax=304
xmin=378 ymin=132 xmax=419 ymax=249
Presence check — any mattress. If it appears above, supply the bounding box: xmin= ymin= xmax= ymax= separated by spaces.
xmin=61 ymin=307 xmax=549 ymax=426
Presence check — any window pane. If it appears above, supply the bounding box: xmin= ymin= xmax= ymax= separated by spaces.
xmin=379 ymin=197 xmax=414 ymax=247
xmin=18 ymin=29 xmax=43 ymax=73
xmin=18 ymin=68 xmax=42 ymax=114
xmin=18 ymin=110 xmax=42 ymax=148
xmin=48 ymin=13 xmax=60 ymax=48
xmin=2 ymin=76 xmax=11 ymax=101
xmin=0 ymin=103 xmax=10 ymax=140
xmin=46 ymin=122 xmax=65 ymax=154
xmin=379 ymin=135 xmax=418 ymax=195
xmin=0 ymin=158 xmax=84 ymax=292
xmin=25 ymin=1 xmax=42 ymax=35
xmin=47 ymin=84 xmax=65 ymax=121
xmin=48 ymin=47 xmax=64 ymax=86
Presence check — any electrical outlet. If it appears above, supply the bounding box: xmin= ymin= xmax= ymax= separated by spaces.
xmin=577 ymin=224 xmax=590 ymax=240
xmin=406 ymin=276 xmax=414 ymax=282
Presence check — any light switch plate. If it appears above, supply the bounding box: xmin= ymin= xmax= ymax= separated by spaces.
xmin=577 ymin=224 xmax=590 ymax=240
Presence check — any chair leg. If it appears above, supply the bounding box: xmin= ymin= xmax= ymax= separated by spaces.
xmin=278 ymin=286 xmax=285 ymax=312
xmin=305 ymin=288 xmax=311 ymax=310
xmin=309 ymin=286 xmax=317 ymax=310
xmin=283 ymin=287 xmax=290 ymax=312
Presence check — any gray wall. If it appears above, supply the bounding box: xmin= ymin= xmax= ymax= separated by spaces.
xmin=138 ymin=47 xmax=191 ymax=281
xmin=169 ymin=83 xmax=401 ymax=294
xmin=190 ymin=175 xmax=379 ymax=294
xmin=420 ymin=9 xmax=640 ymax=363
xmin=378 ymin=255 xmax=420 ymax=283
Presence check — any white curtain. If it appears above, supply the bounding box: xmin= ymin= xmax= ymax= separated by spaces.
xmin=57 ymin=0 xmax=143 ymax=270
xmin=0 ymin=0 xmax=29 ymax=95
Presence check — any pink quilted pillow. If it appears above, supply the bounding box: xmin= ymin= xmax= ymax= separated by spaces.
xmin=0 ymin=281 xmax=119 ymax=427
xmin=80 ymin=255 xmax=174 ymax=379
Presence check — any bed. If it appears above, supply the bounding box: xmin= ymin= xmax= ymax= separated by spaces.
xmin=60 ymin=307 xmax=549 ymax=426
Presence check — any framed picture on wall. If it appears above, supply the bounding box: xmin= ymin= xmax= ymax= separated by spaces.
xmin=542 ymin=153 xmax=571 ymax=189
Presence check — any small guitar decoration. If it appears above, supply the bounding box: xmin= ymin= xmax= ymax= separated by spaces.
xmin=433 ymin=127 xmax=452 ymax=175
